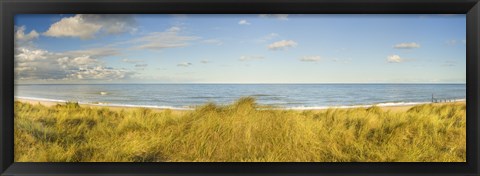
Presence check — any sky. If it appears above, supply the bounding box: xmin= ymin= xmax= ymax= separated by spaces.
xmin=14 ymin=14 xmax=466 ymax=84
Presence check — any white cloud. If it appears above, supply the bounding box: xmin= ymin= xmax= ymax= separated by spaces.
xmin=15 ymin=47 xmax=134 ymax=81
xmin=259 ymin=14 xmax=289 ymax=20
xmin=394 ymin=42 xmax=420 ymax=49
xmin=43 ymin=15 xmax=101 ymax=39
xmin=86 ymin=14 xmax=137 ymax=34
xmin=132 ymin=27 xmax=198 ymax=50
xmin=15 ymin=26 xmax=39 ymax=43
xmin=177 ymin=62 xmax=193 ymax=67
xmin=57 ymin=55 xmax=99 ymax=70
xmin=238 ymin=20 xmax=251 ymax=25
xmin=63 ymin=47 xmax=120 ymax=58
xmin=387 ymin=55 xmax=404 ymax=63
xmin=43 ymin=14 xmax=136 ymax=39
xmin=57 ymin=53 xmax=134 ymax=80
xmin=268 ymin=40 xmax=298 ymax=50
xmin=299 ymin=56 xmax=321 ymax=62
xmin=239 ymin=56 xmax=265 ymax=61
xmin=15 ymin=47 xmax=49 ymax=62
xmin=68 ymin=66 xmax=132 ymax=80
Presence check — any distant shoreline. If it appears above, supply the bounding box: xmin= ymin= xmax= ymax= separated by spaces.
xmin=14 ymin=97 xmax=466 ymax=112
xmin=14 ymin=97 xmax=192 ymax=112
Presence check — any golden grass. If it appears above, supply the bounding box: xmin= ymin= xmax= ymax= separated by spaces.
xmin=14 ymin=97 xmax=466 ymax=162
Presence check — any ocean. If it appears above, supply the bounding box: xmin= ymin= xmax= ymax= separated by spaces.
xmin=14 ymin=84 xmax=466 ymax=110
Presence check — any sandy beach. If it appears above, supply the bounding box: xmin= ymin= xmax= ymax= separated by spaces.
xmin=14 ymin=97 xmax=466 ymax=113
xmin=14 ymin=98 xmax=186 ymax=114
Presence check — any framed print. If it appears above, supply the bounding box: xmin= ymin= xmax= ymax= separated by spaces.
xmin=1 ymin=0 xmax=479 ymax=175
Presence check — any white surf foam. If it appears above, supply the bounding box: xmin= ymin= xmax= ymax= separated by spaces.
xmin=90 ymin=103 xmax=193 ymax=110
xmin=284 ymin=99 xmax=465 ymax=110
xmin=15 ymin=96 xmax=67 ymax=103
xmin=15 ymin=96 xmax=192 ymax=110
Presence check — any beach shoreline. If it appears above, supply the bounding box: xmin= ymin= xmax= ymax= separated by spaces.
xmin=14 ymin=97 xmax=182 ymax=113
xmin=14 ymin=97 xmax=466 ymax=112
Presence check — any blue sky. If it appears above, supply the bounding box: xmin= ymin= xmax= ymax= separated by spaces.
xmin=14 ymin=14 xmax=466 ymax=84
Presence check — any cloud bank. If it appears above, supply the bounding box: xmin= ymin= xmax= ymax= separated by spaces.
xmin=43 ymin=14 xmax=137 ymax=39
xmin=15 ymin=47 xmax=134 ymax=81
xmin=15 ymin=26 xmax=39 ymax=44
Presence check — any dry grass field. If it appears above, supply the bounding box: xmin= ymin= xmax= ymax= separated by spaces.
xmin=14 ymin=97 xmax=466 ymax=162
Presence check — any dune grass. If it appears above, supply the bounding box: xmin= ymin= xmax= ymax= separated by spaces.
xmin=14 ymin=97 xmax=466 ymax=162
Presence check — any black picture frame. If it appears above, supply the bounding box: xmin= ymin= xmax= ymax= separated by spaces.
xmin=1 ymin=0 xmax=479 ymax=175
